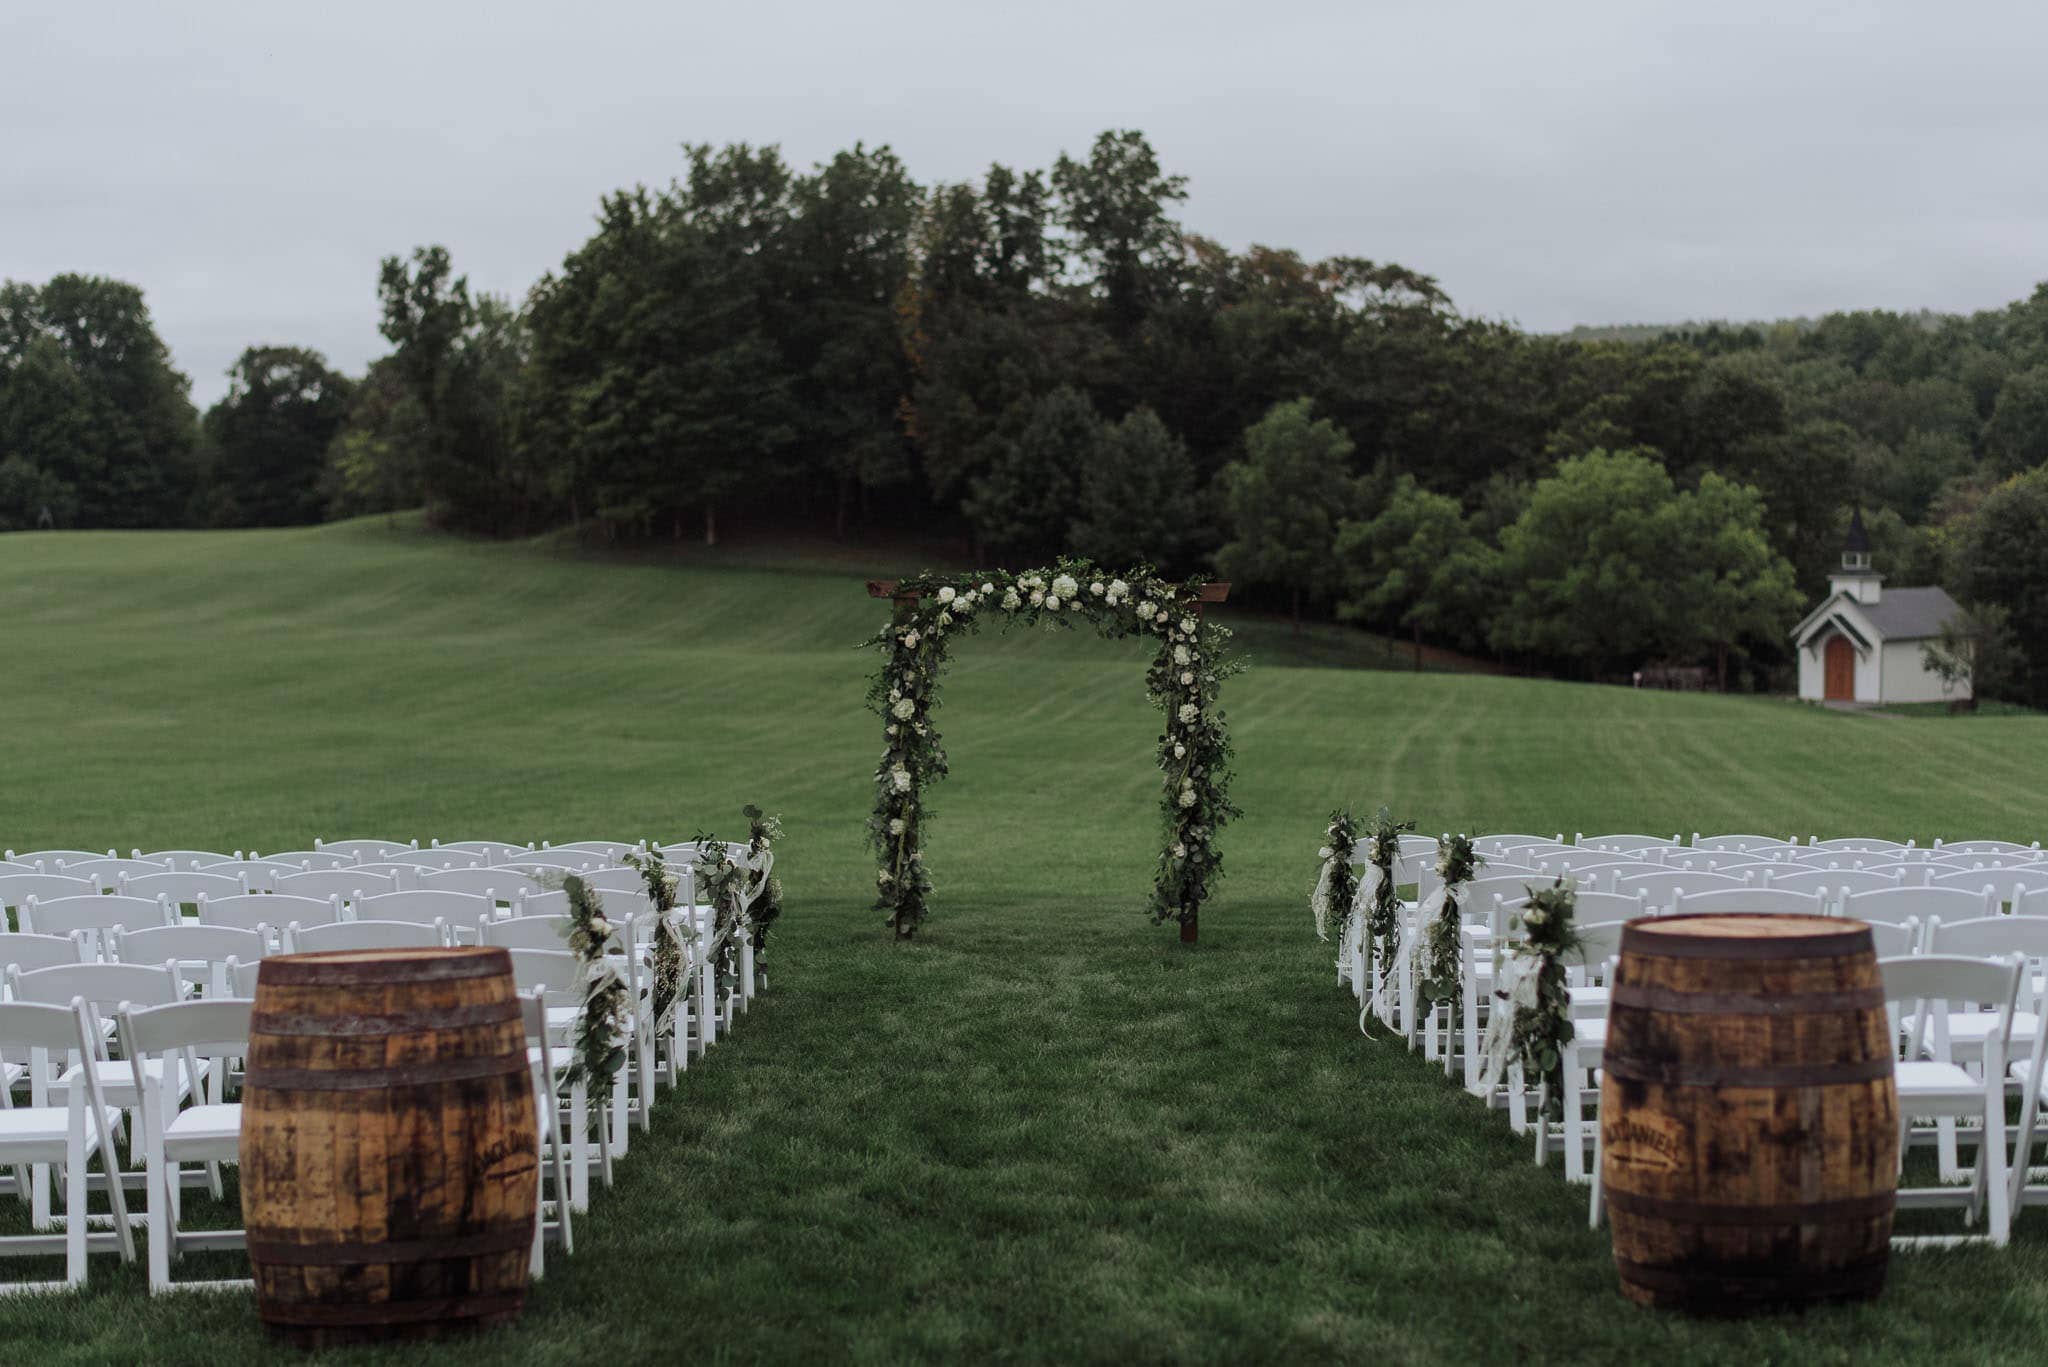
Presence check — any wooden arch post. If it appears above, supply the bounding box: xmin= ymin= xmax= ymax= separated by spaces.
xmin=866 ymin=577 xmax=1230 ymax=944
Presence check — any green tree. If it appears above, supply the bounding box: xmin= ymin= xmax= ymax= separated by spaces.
xmin=1052 ymin=130 xmax=1187 ymax=337
xmin=1658 ymin=473 xmax=1804 ymax=690
xmin=1951 ymin=468 xmax=2048 ymax=706
xmin=961 ymin=386 xmax=1100 ymax=560
xmin=1069 ymin=407 xmax=1208 ymax=572
xmin=1334 ymin=475 xmax=1489 ymax=667
xmin=1983 ymin=366 xmax=2048 ymax=476
xmin=1491 ymin=450 xmax=1678 ymax=675
xmin=1920 ymin=602 xmax=2020 ymax=706
xmin=200 ymin=346 xmax=355 ymax=526
xmin=1216 ymin=398 xmax=1352 ymax=630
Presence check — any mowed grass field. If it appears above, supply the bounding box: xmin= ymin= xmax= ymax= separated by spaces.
xmin=5 ymin=517 xmax=2048 ymax=1364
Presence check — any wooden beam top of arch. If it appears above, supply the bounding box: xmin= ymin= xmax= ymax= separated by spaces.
xmin=867 ymin=579 xmax=1231 ymax=603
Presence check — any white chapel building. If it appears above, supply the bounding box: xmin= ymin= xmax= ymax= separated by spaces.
xmin=1791 ymin=510 xmax=1966 ymax=705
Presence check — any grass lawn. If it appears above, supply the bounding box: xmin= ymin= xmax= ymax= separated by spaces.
xmin=5 ymin=517 xmax=2048 ymax=1364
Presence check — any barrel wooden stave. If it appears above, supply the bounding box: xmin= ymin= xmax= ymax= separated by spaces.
xmin=241 ymin=948 xmax=538 ymax=1347
xmin=1600 ymin=915 xmax=1898 ymax=1313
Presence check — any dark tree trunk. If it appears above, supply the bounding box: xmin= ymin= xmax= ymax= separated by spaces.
xmin=1291 ymin=585 xmax=1302 ymax=636
xmin=1180 ymin=912 xmax=1197 ymax=945
xmin=704 ymin=503 xmax=718 ymax=547
xmin=836 ymin=474 xmax=853 ymax=541
xmin=1718 ymin=640 xmax=1729 ymax=692
xmin=1413 ymin=621 xmax=1423 ymax=671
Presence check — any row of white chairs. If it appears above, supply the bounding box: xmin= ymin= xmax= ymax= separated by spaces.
xmin=0 ymin=835 xmax=771 ymax=1294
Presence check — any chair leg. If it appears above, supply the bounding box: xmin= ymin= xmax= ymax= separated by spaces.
xmin=65 ymin=1120 xmax=87 ymax=1286
xmin=1987 ymin=1087 xmax=2012 ymax=1245
xmin=1463 ymin=984 xmax=1482 ymax=1093
xmin=569 ymin=1083 xmax=590 ymax=1215
xmin=1564 ymin=1050 xmax=1585 ymax=1183
xmin=148 ymin=1144 xmax=170 ymax=1292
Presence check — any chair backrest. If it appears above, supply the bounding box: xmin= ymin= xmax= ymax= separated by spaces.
xmin=1570 ymin=918 xmax=1630 ymax=981
xmin=134 ymin=850 xmax=237 ymax=871
xmin=1542 ymin=854 xmax=1658 ymax=878
xmin=538 ymin=840 xmax=644 ymax=861
xmin=573 ymin=867 xmax=643 ymax=894
xmin=1928 ymin=851 xmax=2045 ymax=871
xmin=0 ymin=1000 xmax=96 ymax=1100
xmin=0 ymin=931 xmax=87 ymax=978
xmin=119 ymin=870 xmax=250 ymax=907
xmin=0 ymin=859 xmax=37 ymax=875
xmin=1673 ymin=851 xmax=1785 ymax=874
xmin=119 ymin=997 xmax=253 ymax=1066
xmin=1607 ymin=870 xmax=1749 ymax=899
xmin=479 ymin=915 xmax=574 ymax=951
xmin=1867 ymin=919 xmax=1920 ymax=957
xmin=53 ymin=856 xmax=170 ymax=886
xmin=419 ymin=868 xmax=546 ymax=901
xmin=1926 ymin=915 xmax=2048 ymax=964
xmin=1666 ymin=887 xmax=1828 ymax=919
xmin=657 ymin=841 xmax=749 ymax=865
xmin=350 ymin=862 xmax=425 ymax=887
xmin=287 ymin=919 xmax=446 ymax=953
xmin=1568 ymin=889 xmax=1649 ymax=923
xmin=504 ymin=947 xmax=584 ymax=1003
xmin=504 ymin=858 xmax=602 ymax=878
xmin=1842 ymin=884 xmax=1995 ymax=928
xmin=351 ymin=890 xmax=494 ymax=928
xmin=1763 ymin=868 xmax=1903 ymax=897
xmin=1463 ymin=874 xmax=1547 ymax=909
xmin=273 ymin=869 xmax=399 ymax=903
xmin=22 ymin=893 xmax=170 ymax=939
xmin=224 ymin=956 xmax=262 ymax=997
xmin=1472 ymin=836 xmax=1569 ymax=862
xmin=257 ymin=849 xmax=355 ymax=870
xmin=1691 ymin=834 xmax=1796 ymax=854
xmin=197 ymin=892 xmax=339 ymax=935
xmin=0 ymin=872 xmax=98 ymax=910
xmin=1926 ymin=866 xmax=2041 ymax=906
xmin=110 ymin=925 xmax=267 ymax=992
xmin=381 ymin=849 xmax=483 ymax=871
xmin=431 ymin=840 xmax=534 ymax=862
xmin=1879 ymin=953 xmax=2021 ymax=1062
xmin=1810 ymin=837 xmax=1909 ymax=854
xmin=1576 ymin=833 xmax=1680 ymax=855
xmin=6 ymin=848 xmax=113 ymax=864
xmin=1423 ymin=860 xmax=1543 ymax=901
xmin=513 ymin=889 xmax=569 ymax=918
xmin=10 ymin=960 xmax=182 ymax=1021
xmin=1939 ymin=839 xmax=2040 ymax=856
xmin=313 ymin=838 xmax=416 ymax=860
xmin=196 ymin=857 xmax=312 ymax=891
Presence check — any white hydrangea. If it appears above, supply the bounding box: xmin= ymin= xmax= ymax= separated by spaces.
xmin=891 ymin=698 xmax=916 ymax=720
xmin=1173 ymin=743 xmax=1187 ymax=758
xmin=1180 ymin=671 xmax=1195 ymax=686
xmin=1177 ymin=704 xmax=1198 ymax=724
xmin=1052 ymin=574 xmax=1079 ymax=600
xmin=1177 ymin=786 xmax=1197 ymax=809
xmin=1137 ymin=600 xmax=1154 ymax=618
xmin=937 ymin=586 xmax=956 ymax=604
xmin=1108 ymin=578 xmax=1130 ymax=602
xmin=1003 ymin=589 xmax=1022 ymax=611
xmin=888 ymin=818 xmax=906 ymax=836
xmin=1172 ymin=645 xmax=1190 ymax=666
xmin=890 ymin=766 xmax=913 ymax=792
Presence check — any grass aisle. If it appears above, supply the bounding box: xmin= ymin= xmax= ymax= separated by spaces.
xmin=5 ymin=520 xmax=2048 ymax=1363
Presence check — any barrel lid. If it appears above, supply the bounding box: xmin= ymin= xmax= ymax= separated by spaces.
xmin=1622 ymin=914 xmax=1873 ymax=959
xmin=258 ymin=946 xmax=512 ymax=986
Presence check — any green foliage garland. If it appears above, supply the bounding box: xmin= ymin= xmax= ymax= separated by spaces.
xmin=1420 ymin=834 xmax=1482 ymax=1009
xmin=623 ymin=848 xmax=688 ymax=1033
xmin=1363 ymin=806 xmax=1415 ymax=971
xmin=743 ymin=803 xmax=784 ymax=960
xmin=559 ymin=874 xmax=630 ymax=1088
xmin=1310 ymin=808 xmax=1359 ymax=943
xmin=1507 ymin=879 xmax=1583 ymax=1122
xmin=865 ymin=559 xmax=1244 ymax=937
xmin=693 ymin=834 xmax=750 ymax=1004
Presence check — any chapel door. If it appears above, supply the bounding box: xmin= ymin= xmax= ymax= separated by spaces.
xmin=1824 ymin=635 xmax=1855 ymax=701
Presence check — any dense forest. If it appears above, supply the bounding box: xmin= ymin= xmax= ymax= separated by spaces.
xmin=5 ymin=131 xmax=2047 ymax=699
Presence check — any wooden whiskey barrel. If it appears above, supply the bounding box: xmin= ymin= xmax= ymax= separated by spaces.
xmin=240 ymin=947 xmax=538 ymax=1347
xmin=1599 ymin=914 xmax=1898 ymax=1312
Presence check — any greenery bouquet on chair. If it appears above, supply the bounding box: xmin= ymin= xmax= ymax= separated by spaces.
xmin=1418 ymin=833 xmax=1482 ymax=1045
xmin=1310 ymin=808 xmax=1360 ymax=954
xmin=1355 ymin=806 xmax=1414 ymax=1026
xmin=1478 ymin=878 xmax=1581 ymax=1121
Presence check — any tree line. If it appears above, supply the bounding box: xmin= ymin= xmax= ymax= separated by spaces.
xmin=5 ymin=131 xmax=2048 ymax=699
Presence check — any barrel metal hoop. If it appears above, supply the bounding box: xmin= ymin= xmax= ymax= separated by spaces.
xmin=1621 ymin=922 xmax=1873 ymax=960
xmin=246 ymin=1051 xmax=529 ymax=1091
xmin=248 ymin=1227 xmax=533 ymax=1267
xmin=259 ymin=948 xmax=512 ymax=986
xmin=1609 ymin=984 xmax=1887 ymax=1016
xmin=1602 ymin=1054 xmax=1895 ymax=1088
xmin=250 ymin=1000 xmax=520 ymax=1037
xmin=258 ymin=1291 xmax=525 ymax=1327
xmin=1614 ymin=1254 xmax=1887 ymax=1300
xmin=1604 ymin=1188 xmax=1897 ymax=1226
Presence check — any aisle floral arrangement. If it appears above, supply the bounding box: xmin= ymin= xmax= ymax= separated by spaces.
xmin=559 ymin=874 xmax=631 ymax=1087
xmin=864 ymin=560 xmax=1243 ymax=938
xmin=1419 ymin=833 xmax=1482 ymax=1015
xmin=1480 ymin=878 xmax=1582 ymax=1120
xmin=1357 ymin=806 xmax=1414 ymax=1021
xmin=1309 ymin=808 xmax=1360 ymax=946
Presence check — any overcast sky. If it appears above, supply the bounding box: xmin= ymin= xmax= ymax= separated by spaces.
xmin=8 ymin=1 xmax=2046 ymax=406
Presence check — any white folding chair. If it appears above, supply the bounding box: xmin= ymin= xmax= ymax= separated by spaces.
xmin=351 ymin=890 xmax=493 ymax=933
xmin=0 ymin=999 xmax=134 ymax=1290
xmin=1665 ymin=888 xmax=1828 ymax=919
xmin=1884 ymin=953 xmax=2023 ymax=1248
xmin=272 ymin=869 xmax=399 ymax=904
xmin=519 ymin=988 xmax=574 ymax=1277
xmin=110 ymin=924 xmax=267 ymax=997
xmin=506 ymin=948 xmax=611 ymax=1214
xmin=285 ymin=920 xmax=446 ymax=953
xmin=119 ymin=871 xmax=250 ymax=917
xmin=197 ymin=892 xmax=340 ymax=945
xmin=117 ymin=998 xmax=253 ymax=1293
xmin=310 ymin=838 xmax=415 ymax=861
xmin=20 ymin=895 xmax=171 ymax=957
xmin=132 ymin=851 xmax=236 ymax=872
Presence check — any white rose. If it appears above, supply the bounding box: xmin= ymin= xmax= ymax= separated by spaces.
xmin=1069 ymin=600 xmax=1082 ymax=611
xmin=886 ymin=724 xmax=899 ymax=736
xmin=1174 ymin=743 xmax=1187 ymax=758
xmin=981 ymin=582 xmax=995 ymax=595
xmin=1178 ymin=787 xmax=1197 ymax=809
xmin=1180 ymin=617 xmax=1197 ymax=634
xmin=937 ymin=586 xmax=956 ymax=604
xmin=1109 ymin=579 xmax=1130 ymax=600
xmin=1090 ymin=581 xmax=1105 ymax=597
xmin=1030 ymin=590 xmax=1045 ymax=607
xmin=1173 ymin=645 xmax=1190 ymax=666
xmin=889 ymin=687 xmax=901 ymax=701
xmin=1046 ymin=595 xmax=1060 ymax=610
xmin=1002 ymin=590 xmax=1021 ymax=610
xmin=1137 ymin=600 xmax=1154 ymax=618
xmin=1524 ymin=908 xmax=1548 ymax=928
xmin=878 ymin=869 xmax=893 ymax=886
xmin=1177 ymin=704 xmax=1198 ymax=724
xmin=1173 ymin=843 xmax=1188 ymax=859
xmin=890 ymin=767 xmax=913 ymax=792
xmin=888 ymin=818 xmax=906 ymax=836
xmin=901 ymin=629 xmax=921 ymax=649
xmin=1052 ymin=574 xmax=1079 ymax=600
xmin=1180 ymin=672 xmax=1195 ymax=686
xmin=892 ymin=698 xmax=916 ymax=720
xmin=1156 ymin=611 xmax=1170 ymax=624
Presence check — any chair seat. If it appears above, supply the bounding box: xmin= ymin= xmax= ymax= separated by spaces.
xmin=1942 ymin=1012 xmax=2041 ymax=1045
xmin=0 ymin=1104 xmax=124 ymax=1149
xmin=1896 ymin=1060 xmax=1984 ymax=1106
xmin=164 ymin=1104 xmax=241 ymax=1146
xmin=1567 ymin=985 xmax=1609 ymax=1014
xmin=57 ymin=1056 xmax=200 ymax=1102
